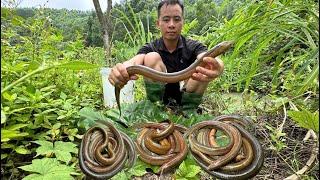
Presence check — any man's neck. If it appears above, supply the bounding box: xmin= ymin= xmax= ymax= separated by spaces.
xmin=163 ymin=37 xmax=179 ymax=53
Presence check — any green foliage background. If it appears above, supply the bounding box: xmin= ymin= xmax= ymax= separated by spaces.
xmin=1 ymin=0 xmax=318 ymax=179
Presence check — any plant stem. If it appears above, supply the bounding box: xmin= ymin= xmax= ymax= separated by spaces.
xmin=1 ymin=66 xmax=52 ymax=95
xmin=278 ymin=100 xmax=287 ymax=133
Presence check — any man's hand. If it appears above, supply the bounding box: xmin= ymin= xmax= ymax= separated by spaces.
xmin=191 ymin=56 xmax=224 ymax=82
xmin=108 ymin=54 xmax=145 ymax=87
xmin=108 ymin=63 xmax=138 ymax=87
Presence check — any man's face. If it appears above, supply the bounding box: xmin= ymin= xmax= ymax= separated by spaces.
xmin=157 ymin=4 xmax=184 ymax=41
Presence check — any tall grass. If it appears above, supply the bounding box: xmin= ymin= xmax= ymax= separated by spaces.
xmin=203 ymin=0 xmax=318 ymax=97
xmin=114 ymin=4 xmax=153 ymax=46
xmin=110 ymin=3 xmax=155 ymax=64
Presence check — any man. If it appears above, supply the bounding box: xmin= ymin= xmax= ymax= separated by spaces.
xmin=108 ymin=0 xmax=224 ymax=112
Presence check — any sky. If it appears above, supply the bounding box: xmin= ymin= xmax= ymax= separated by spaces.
xmin=14 ymin=0 xmax=121 ymax=11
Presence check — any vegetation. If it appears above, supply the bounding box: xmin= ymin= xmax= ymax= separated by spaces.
xmin=1 ymin=0 xmax=318 ymax=179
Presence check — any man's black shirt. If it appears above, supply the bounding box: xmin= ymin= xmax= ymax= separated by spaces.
xmin=137 ymin=35 xmax=207 ymax=105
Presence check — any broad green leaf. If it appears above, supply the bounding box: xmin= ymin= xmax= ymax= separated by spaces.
xmin=2 ymin=92 xmax=11 ymax=101
xmin=15 ymin=146 xmax=31 ymax=155
xmin=19 ymin=158 xmax=74 ymax=180
xmin=8 ymin=107 xmax=32 ymax=114
xmin=78 ymin=107 xmax=108 ymax=129
xmin=2 ymin=143 xmax=15 ymax=149
xmin=33 ymin=141 xmax=77 ymax=163
xmin=176 ymin=160 xmax=201 ymax=179
xmin=111 ymin=170 xmax=128 ymax=180
xmin=12 ymin=61 xmax=29 ymax=72
xmin=185 ymin=165 xmax=201 ymax=178
xmin=56 ymin=61 xmax=98 ymax=71
xmin=57 ymin=115 xmax=67 ymax=120
xmin=128 ymin=159 xmax=159 ymax=176
xmin=54 ymin=141 xmax=78 ymax=163
xmin=54 ymin=141 xmax=78 ymax=154
xmin=34 ymin=140 xmax=54 ymax=157
xmin=128 ymin=164 xmax=148 ymax=177
xmin=26 ymin=84 xmax=36 ymax=94
xmin=2 ymin=92 xmax=17 ymax=102
xmin=7 ymin=124 xmax=28 ymax=130
xmin=288 ymin=109 xmax=319 ymax=133
xmin=28 ymin=61 xmax=41 ymax=70
xmin=1 ymin=154 xmax=8 ymax=160
xmin=54 ymin=151 xmax=72 ymax=164
xmin=79 ymin=107 xmax=107 ymax=122
xmin=176 ymin=178 xmax=188 ymax=180
xmin=22 ymin=174 xmax=44 ymax=180
xmin=178 ymin=161 xmax=188 ymax=174
xmin=52 ymin=123 xmax=62 ymax=129
xmin=1 ymin=130 xmax=29 ymax=142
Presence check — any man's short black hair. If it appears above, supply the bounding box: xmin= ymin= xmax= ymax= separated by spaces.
xmin=157 ymin=0 xmax=184 ymax=18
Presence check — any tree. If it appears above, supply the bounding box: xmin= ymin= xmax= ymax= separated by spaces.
xmin=92 ymin=0 xmax=113 ymax=66
xmin=84 ymin=12 xmax=103 ymax=47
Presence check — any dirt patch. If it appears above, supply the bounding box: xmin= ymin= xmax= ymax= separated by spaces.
xmin=252 ymin=114 xmax=319 ymax=179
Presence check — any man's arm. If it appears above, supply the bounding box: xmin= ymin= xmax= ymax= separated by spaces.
xmin=185 ymin=52 xmax=224 ymax=94
xmin=108 ymin=54 xmax=145 ymax=87
xmin=109 ymin=41 xmax=155 ymax=87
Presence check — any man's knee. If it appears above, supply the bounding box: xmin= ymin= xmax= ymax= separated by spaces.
xmin=144 ymin=52 xmax=166 ymax=72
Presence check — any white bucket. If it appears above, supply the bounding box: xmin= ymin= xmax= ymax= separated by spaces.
xmin=100 ymin=67 xmax=135 ymax=108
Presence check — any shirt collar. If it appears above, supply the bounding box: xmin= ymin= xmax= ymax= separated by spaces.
xmin=159 ymin=36 xmax=184 ymax=52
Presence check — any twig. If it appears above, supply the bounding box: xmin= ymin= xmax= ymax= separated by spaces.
xmin=284 ymin=130 xmax=319 ymax=180
xmin=258 ymin=120 xmax=297 ymax=173
xmin=278 ymin=101 xmax=287 ymax=133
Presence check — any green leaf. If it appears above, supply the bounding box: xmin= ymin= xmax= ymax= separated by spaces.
xmin=78 ymin=107 xmax=108 ymax=129
xmin=1 ymin=154 xmax=8 ymax=160
xmin=79 ymin=107 xmax=107 ymax=122
xmin=12 ymin=61 xmax=29 ymax=72
xmin=185 ymin=165 xmax=201 ymax=178
xmin=288 ymin=109 xmax=319 ymax=133
xmin=60 ymin=92 xmax=67 ymax=100
xmin=2 ymin=92 xmax=17 ymax=102
xmin=178 ymin=161 xmax=188 ymax=174
xmin=34 ymin=140 xmax=54 ymax=157
xmin=52 ymin=123 xmax=62 ymax=129
xmin=1 ymin=110 xmax=6 ymax=124
xmin=176 ymin=158 xmax=201 ymax=179
xmin=128 ymin=164 xmax=147 ymax=177
xmin=54 ymin=141 xmax=78 ymax=163
xmin=56 ymin=61 xmax=98 ymax=71
xmin=19 ymin=158 xmax=74 ymax=180
xmin=296 ymin=63 xmax=319 ymax=95
xmin=33 ymin=141 xmax=77 ymax=163
xmin=1 ymin=130 xmax=29 ymax=142
xmin=15 ymin=146 xmax=31 ymax=155
xmin=111 ymin=170 xmax=128 ymax=180
xmin=127 ymin=159 xmax=159 ymax=177
xmin=54 ymin=151 xmax=72 ymax=164
xmin=28 ymin=61 xmax=41 ymax=70
xmin=7 ymin=124 xmax=28 ymax=130
xmin=176 ymin=178 xmax=188 ymax=180
xmin=2 ymin=143 xmax=15 ymax=149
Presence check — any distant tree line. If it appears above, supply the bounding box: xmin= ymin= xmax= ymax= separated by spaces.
xmin=4 ymin=0 xmax=244 ymax=47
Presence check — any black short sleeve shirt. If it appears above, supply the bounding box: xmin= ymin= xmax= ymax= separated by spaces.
xmin=137 ymin=36 xmax=207 ymax=73
xmin=136 ymin=35 xmax=207 ymax=105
